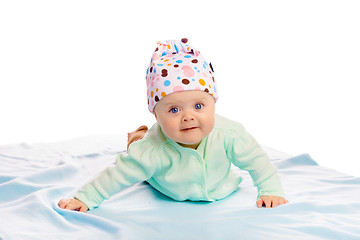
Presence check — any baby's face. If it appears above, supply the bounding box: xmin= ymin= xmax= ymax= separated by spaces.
xmin=154 ymin=90 xmax=215 ymax=149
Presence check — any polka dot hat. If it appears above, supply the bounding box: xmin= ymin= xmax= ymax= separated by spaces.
xmin=146 ymin=38 xmax=218 ymax=113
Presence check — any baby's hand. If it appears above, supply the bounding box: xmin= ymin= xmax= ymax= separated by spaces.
xmin=256 ymin=195 xmax=289 ymax=208
xmin=58 ymin=198 xmax=89 ymax=212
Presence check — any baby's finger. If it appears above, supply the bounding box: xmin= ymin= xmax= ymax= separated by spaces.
xmin=280 ymin=199 xmax=289 ymax=206
xmin=272 ymin=199 xmax=280 ymax=208
xmin=79 ymin=205 xmax=88 ymax=213
xmin=58 ymin=199 xmax=70 ymax=209
xmin=256 ymin=198 xmax=264 ymax=208
xmin=264 ymin=199 xmax=272 ymax=208
xmin=65 ymin=202 xmax=81 ymax=211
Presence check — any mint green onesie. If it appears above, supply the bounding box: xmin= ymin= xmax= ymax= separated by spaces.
xmin=75 ymin=114 xmax=284 ymax=210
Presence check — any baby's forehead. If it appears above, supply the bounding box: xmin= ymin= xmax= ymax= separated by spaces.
xmin=158 ymin=90 xmax=214 ymax=106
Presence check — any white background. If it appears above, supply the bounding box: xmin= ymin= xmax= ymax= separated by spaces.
xmin=1 ymin=1 xmax=359 ymax=176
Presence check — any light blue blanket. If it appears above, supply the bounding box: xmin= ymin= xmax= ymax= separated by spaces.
xmin=1 ymin=135 xmax=359 ymax=240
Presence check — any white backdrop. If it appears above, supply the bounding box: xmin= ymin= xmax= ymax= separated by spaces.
xmin=1 ymin=0 xmax=359 ymax=176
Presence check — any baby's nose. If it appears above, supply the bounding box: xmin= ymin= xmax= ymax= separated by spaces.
xmin=182 ymin=113 xmax=195 ymax=122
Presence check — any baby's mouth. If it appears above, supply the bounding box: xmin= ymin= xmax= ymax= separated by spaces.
xmin=181 ymin=127 xmax=198 ymax=131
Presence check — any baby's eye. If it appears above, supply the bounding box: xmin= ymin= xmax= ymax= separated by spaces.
xmin=195 ymin=103 xmax=203 ymax=110
xmin=170 ymin=107 xmax=179 ymax=113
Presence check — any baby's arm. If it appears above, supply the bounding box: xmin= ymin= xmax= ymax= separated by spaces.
xmin=58 ymin=125 xmax=150 ymax=212
xmin=58 ymin=198 xmax=88 ymax=212
xmin=226 ymin=121 xmax=288 ymax=208
xmin=256 ymin=195 xmax=289 ymax=208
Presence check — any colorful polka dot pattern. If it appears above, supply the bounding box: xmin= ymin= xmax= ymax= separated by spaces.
xmin=146 ymin=39 xmax=218 ymax=113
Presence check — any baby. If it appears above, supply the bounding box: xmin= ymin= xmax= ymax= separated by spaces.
xmin=58 ymin=38 xmax=288 ymax=212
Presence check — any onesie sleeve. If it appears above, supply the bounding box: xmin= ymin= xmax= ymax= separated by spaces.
xmin=75 ymin=139 xmax=159 ymax=210
xmin=226 ymin=123 xmax=285 ymax=198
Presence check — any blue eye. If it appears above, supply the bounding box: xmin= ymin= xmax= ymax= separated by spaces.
xmin=170 ymin=107 xmax=179 ymax=113
xmin=195 ymin=103 xmax=203 ymax=110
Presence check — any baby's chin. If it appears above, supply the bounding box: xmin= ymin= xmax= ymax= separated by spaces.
xmin=177 ymin=140 xmax=202 ymax=149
